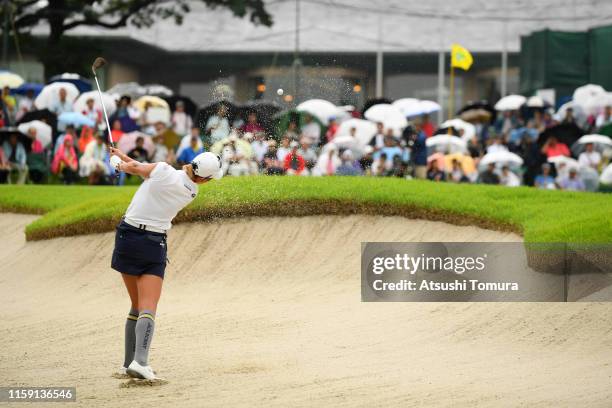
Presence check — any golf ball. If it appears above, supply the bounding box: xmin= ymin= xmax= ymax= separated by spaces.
xmin=277 ymin=88 xmax=284 ymax=96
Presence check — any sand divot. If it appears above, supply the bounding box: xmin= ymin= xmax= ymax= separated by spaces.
xmin=111 ymin=372 xmax=130 ymax=379
xmin=119 ymin=378 xmax=169 ymax=388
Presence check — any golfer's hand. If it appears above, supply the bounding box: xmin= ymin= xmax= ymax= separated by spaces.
xmin=109 ymin=147 xmax=130 ymax=162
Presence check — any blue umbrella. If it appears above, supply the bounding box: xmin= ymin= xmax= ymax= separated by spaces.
xmin=58 ymin=111 xmax=95 ymax=128
xmin=11 ymin=82 xmax=44 ymax=96
xmin=49 ymin=73 xmax=92 ymax=93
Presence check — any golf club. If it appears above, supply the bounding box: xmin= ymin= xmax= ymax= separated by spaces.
xmin=91 ymin=57 xmax=114 ymax=147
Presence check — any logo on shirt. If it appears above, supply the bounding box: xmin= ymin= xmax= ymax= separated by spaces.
xmin=184 ymin=183 xmax=196 ymax=198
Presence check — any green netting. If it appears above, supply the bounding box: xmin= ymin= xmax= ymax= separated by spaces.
xmin=589 ymin=25 xmax=612 ymax=91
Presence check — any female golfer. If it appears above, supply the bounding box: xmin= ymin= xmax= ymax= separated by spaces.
xmin=109 ymin=146 xmax=223 ymax=380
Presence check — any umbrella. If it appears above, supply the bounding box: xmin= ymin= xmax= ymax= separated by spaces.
xmin=600 ymin=163 xmax=612 ymax=185
xmin=392 ymin=98 xmax=422 ymax=117
xmin=458 ymin=101 xmax=495 ymax=123
xmin=426 ymin=135 xmax=467 ymax=153
xmin=296 ymin=99 xmax=342 ymax=125
xmin=34 ymin=82 xmax=79 ymax=110
xmin=479 ymin=151 xmax=524 ymax=168
xmin=117 ymin=131 xmax=156 ymax=157
xmin=11 ymin=82 xmax=44 ymax=96
xmin=440 ymin=118 xmax=476 ymax=141
xmin=48 ymin=73 xmax=92 ymax=93
xmin=331 ymin=135 xmax=364 ymax=157
xmin=526 ymin=95 xmax=547 ymax=108
xmin=238 ymin=100 xmax=282 ymax=134
xmin=427 ymin=152 xmax=445 ymax=168
xmin=555 ymin=101 xmax=587 ymax=127
xmin=363 ymin=104 xmax=408 ymax=131
xmin=361 ymin=98 xmax=392 ymax=115
xmin=547 ymin=155 xmax=579 ymax=170
xmin=146 ymin=107 xmax=171 ymax=125
xmin=419 ymin=100 xmax=441 ymax=114
xmin=17 ymin=109 xmax=58 ymax=141
xmin=17 ymin=120 xmax=52 ymax=149
xmin=537 ymin=123 xmax=583 ymax=148
xmin=335 ymin=118 xmax=377 ymax=146
xmin=142 ymin=84 xmax=173 ymax=97
xmin=163 ymin=95 xmax=198 ymax=117
xmin=196 ymin=100 xmax=239 ymax=133
xmin=58 ymin=112 xmax=95 ymax=128
xmin=73 ymin=90 xmax=117 ymax=118
xmin=134 ymin=95 xmax=170 ymax=112
xmin=107 ymin=82 xmax=147 ymax=99
xmin=272 ymin=109 xmax=326 ymax=141
xmin=494 ymin=94 xmax=526 ymax=111
xmin=599 ymin=123 xmax=612 ymax=138
xmin=0 ymin=127 xmax=33 ymax=151
xmin=210 ymin=137 xmax=253 ymax=159
xmin=0 ymin=71 xmax=25 ymax=88
xmin=444 ymin=153 xmax=476 ymax=175
xmin=573 ymin=84 xmax=607 ymax=116
xmin=571 ymin=134 xmax=612 ymax=155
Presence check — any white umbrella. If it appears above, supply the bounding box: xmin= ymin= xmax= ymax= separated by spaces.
xmin=73 ymin=91 xmax=117 ymax=117
xmin=117 ymin=131 xmax=156 ymax=157
xmin=547 ymin=155 xmax=579 ymax=170
xmin=17 ymin=120 xmax=52 ymax=149
xmin=107 ymin=82 xmax=147 ymax=98
xmin=573 ymin=84 xmax=607 ymax=116
xmin=143 ymin=84 xmax=174 ymax=97
xmin=426 ymin=135 xmax=467 ymax=153
xmin=440 ymin=118 xmax=476 ymax=141
xmin=296 ymin=99 xmax=341 ymax=124
xmin=526 ymin=95 xmax=545 ymax=108
xmin=331 ymin=135 xmax=364 ymax=157
xmin=34 ymin=82 xmax=79 ymax=110
xmin=419 ymin=100 xmax=441 ymax=114
xmin=494 ymin=94 xmax=526 ymax=111
xmin=364 ymin=104 xmax=408 ymax=131
xmin=555 ymin=101 xmax=587 ymax=127
xmin=335 ymin=118 xmax=377 ymax=146
xmin=392 ymin=98 xmax=421 ymax=117
xmin=480 ymin=151 xmax=524 ymax=167
xmin=600 ymin=163 xmax=612 ymax=185
xmin=573 ymin=134 xmax=612 ymax=151
xmin=146 ymin=106 xmax=171 ymax=125
xmin=0 ymin=71 xmax=25 ymax=88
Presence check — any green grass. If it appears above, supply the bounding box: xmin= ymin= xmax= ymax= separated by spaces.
xmin=0 ymin=177 xmax=610 ymax=243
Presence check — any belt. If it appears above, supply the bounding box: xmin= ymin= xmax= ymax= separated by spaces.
xmin=122 ymin=217 xmax=167 ymax=234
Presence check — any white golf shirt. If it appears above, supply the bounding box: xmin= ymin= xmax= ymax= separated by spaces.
xmin=124 ymin=162 xmax=198 ymax=231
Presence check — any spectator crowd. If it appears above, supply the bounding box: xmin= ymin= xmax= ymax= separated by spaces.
xmin=1 ymin=82 xmax=611 ymax=193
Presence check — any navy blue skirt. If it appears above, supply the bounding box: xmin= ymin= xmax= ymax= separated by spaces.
xmin=111 ymin=221 xmax=168 ymax=279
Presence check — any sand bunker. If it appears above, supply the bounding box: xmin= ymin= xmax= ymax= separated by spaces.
xmin=1 ymin=213 xmax=611 ymax=407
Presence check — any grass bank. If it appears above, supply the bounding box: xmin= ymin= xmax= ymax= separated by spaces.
xmin=0 ymin=177 xmax=610 ymax=243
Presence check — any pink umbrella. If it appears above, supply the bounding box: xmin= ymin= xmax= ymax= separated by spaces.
xmin=427 ymin=152 xmax=445 ymax=169
xmin=117 ymin=131 xmax=155 ymax=157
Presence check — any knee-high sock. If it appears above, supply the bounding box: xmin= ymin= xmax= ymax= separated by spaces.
xmin=123 ymin=308 xmax=139 ymax=368
xmin=134 ymin=310 xmax=155 ymax=366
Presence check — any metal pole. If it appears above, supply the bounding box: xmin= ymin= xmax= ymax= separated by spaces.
xmin=501 ymin=19 xmax=508 ymax=97
xmin=375 ymin=14 xmax=383 ymax=97
xmin=437 ymin=50 xmax=445 ymax=123
xmin=2 ymin=0 xmax=9 ymax=66
xmin=292 ymin=0 xmax=301 ymax=105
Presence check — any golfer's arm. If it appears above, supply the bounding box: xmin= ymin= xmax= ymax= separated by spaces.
xmin=120 ymin=161 xmax=157 ymax=178
xmin=115 ymin=151 xmax=136 ymax=163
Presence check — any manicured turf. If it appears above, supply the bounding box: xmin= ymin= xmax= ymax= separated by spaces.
xmin=0 ymin=177 xmax=610 ymax=243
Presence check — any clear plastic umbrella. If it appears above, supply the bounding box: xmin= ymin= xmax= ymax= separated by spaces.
xmin=555 ymin=101 xmax=587 ymax=127
xmin=364 ymin=104 xmax=408 ymax=131
xmin=571 ymin=134 xmax=612 ymax=155
xmin=494 ymin=94 xmax=526 ymax=111
xmin=58 ymin=112 xmax=95 ymax=128
xmin=0 ymin=70 xmax=25 ymax=88
xmin=117 ymin=132 xmax=156 ymax=157
xmin=17 ymin=120 xmax=52 ymax=149
xmin=419 ymin=100 xmax=441 ymax=114
xmin=73 ymin=90 xmax=117 ymax=117
xmin=34 ymin=82 xmax=79 ymax=110
xmin=440 ymin=118 xmax=476 ymax=141
xmin=107 ymin=82 xmax=147 ymax=99
xmin=479 ymin=151 xmax=523 ymax=168
xmin=573 ymin=84 xmax=607 ymax=116
xmin=392 ymin=98 xmax=421 ymax=117
xmin=335 ymin=118 xmax=377 ymax=146
xmin=297 ymin=99 xmax=342 ymax=125
xmin=426 ymin=135 xmax=467 ymax=153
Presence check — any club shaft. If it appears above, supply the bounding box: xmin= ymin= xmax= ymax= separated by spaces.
xmin=93 ymin=74 xmax=114 ymax=147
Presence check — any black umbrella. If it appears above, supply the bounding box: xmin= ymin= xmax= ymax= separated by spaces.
xmin=238 ymin=100 xmax=282 ymax=135
xmin=162 ymin=95 xmax=197 ymax=117
xmin=17 ymin=109 xmax=58 ymax=144
xmin=0 ymin=127 xmax=33 ymax=152
xmin=361 ymin=98 xmax=392 ymax=116
xmin=195 ymin=100 xmax=238 ymax=132
xmin=537 ymin=123 xmax=584 ymax=148
xmin=457 ymin=100 xmax=495 ymax=123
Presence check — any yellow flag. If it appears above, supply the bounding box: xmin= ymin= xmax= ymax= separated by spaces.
xmin=451 ymin=44 xmax=473 ymax=71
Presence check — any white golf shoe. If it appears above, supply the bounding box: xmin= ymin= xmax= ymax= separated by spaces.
xmin=126 ymin=360 xmax=157 ymax=380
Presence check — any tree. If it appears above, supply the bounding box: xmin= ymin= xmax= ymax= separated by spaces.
xmin=5 ymin=0 xmax=273 ymax=76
